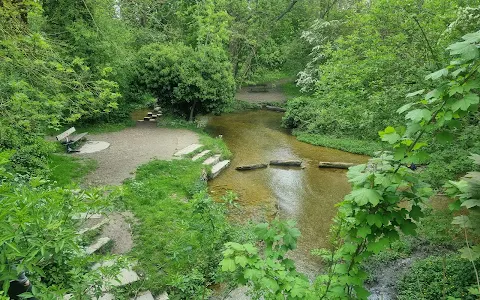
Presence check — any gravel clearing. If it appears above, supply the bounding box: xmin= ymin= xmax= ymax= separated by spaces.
xmin=76 ymin=123 xmax=198 ymax=186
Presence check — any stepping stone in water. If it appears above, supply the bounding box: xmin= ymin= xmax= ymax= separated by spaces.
xmin=203 ymin=154 xmax=221 ymax=166
xmin=72 ymin=213 xmax=102 ymax=220
xmin=192 ymin=150 xmax=211 ymax=161
xmin=174 ymin=144 xmax=203 ymax=157
xmin=131 ymin=291 xmax=155 ymax=300
xmin=86 ymin=237 xmax=111 ymax=255
xmin=210 ymin=160 xmax=231 ymax=179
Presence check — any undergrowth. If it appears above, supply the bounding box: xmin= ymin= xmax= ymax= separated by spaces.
xmin=123 ymin=159 xmax=248 ymax=299
xmin=47 ymin=154 xmax=97 ymax=186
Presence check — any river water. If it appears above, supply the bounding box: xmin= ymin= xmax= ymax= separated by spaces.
xmin=205 ymin=110 xmax=368 ymax=274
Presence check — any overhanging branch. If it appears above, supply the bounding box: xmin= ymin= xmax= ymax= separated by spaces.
xmin=275 ymin=0 xmax=300 ymax=21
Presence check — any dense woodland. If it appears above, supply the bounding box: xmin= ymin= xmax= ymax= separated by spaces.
xmin=1 ymin=0 xmax=480 ymax=299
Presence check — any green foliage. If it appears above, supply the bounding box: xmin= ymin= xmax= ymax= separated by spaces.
xmin=294 ymin=132 xmax=382 ymax=156
xmin=397 ymin=255 xmax=478 ymax=300
xmin=0 ymin=151 xmax=118 ymax=298
xmin=123 ymin=159 xmax=244 ymax=298
xmin=132 ymin=43 xmax=235 ymax=120
xmin=220 ymin=220 xmax=315 ymax=299
xmin=47 ymin=154 xmax=97 ymax=187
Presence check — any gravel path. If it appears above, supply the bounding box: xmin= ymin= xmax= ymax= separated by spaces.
xmin=76 ymin=123 xmax=198 ymax=186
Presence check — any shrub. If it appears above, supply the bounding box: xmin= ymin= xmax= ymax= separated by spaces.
xmin=132 ymin=43 xmax=235 ymax=120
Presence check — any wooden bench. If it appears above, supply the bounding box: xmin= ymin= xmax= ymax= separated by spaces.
xmin=56 ymin=127 xmax=88 ymax=153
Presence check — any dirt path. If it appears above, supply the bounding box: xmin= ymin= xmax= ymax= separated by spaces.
xmin=76 ymin=123 xmax=198 ymax=186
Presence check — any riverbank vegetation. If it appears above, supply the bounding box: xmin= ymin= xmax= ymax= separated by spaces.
xmin=2 ymin=0 xmax=480 ymax=299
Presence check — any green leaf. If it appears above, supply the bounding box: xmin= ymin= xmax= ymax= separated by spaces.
xmin=452 ymin=215 xmax=472 ymax=228
xmin=357 ymin=226 xmax=372 ymax=238
xmin=367 ymin=237 xmax=390 ymax=254
xmin=400 ymin=220 xmax=417 ymax=236
xmin=243 ymin=243 xmax=258 ymax=255
xmin=354 ymin=285 xmax=370 ymax=299
xmin=409 ymin=205 xmax=423 ymax=221
xmin=447 ymin=41 xmax=479 ymax=61
xmin=451 ymin=93 xmax=479 ymax=112
xmin=405 ymin=109 xmax=431 ymax=122
xmin=379 ymin=126 xmax=401 ymax=144
xmin=461 ymin=200 xmax=480 ymax=209
xmin=425 ymin=68 xmax=448 ymax=80
xmin=459 ymin=246 xmax=480 ymax=261
xmin=261 ymin=277 xmax=279 ymax=292
xmin=406 ymin=89 xmax=425 ymax=98
xmin=436 ymin=131 xmax=453 ymax=144
xmin=244 ymin=268 xmax=262 ymax=280
xmin=350 ymin=188 xmax=382 ymax=207
xmin=234 ymin=255 xmax=249 ymax=268
xmin=220 ymin=258 xmax=236 ymax=272
xmin=366 ymin=214 xmax=383 ymax=227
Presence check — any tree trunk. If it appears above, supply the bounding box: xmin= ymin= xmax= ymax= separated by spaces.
xmin=189 ymin=99 xmax=198 ymax=122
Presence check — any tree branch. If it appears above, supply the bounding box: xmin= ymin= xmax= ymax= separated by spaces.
xmin=275 ymin=0 xmax=300 ymax=21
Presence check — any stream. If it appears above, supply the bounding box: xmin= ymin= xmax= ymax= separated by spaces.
xmin=205 ymin=110 xmax=368 ymax=277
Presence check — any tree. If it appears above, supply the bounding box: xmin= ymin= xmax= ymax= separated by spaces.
xmin=132 ymin=43 xmax=235 ymax=121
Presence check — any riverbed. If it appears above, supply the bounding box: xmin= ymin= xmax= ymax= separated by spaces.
xmin=205 ymin=110 xmax=368 ymax=274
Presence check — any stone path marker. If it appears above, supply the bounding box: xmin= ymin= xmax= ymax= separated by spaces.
xmin=131 ymin=291 xmax=154 ymax=300
xmin=174 ymin=143 xmax=203 ymax=157
xmin=192 ymin=150 xmax=211 ymax=161
xmin=156 ymin=292 xmax=169 ymax=300
xmin=86 ymin=237 xmax=111 ymax=254
xmin=203 ymin=154 xmax=221 ymax=166
xmin=107 ymin=268 xmax=140 ymax=287
xmin=78 ymin=218 xmax=109 ymax=235
xmin=211 ymin=160 xmax=231 ymax=179
xmin=72 ymin=213 xmax=103 ymax=220
xmin=99 ymin=294 xmax=115 ymax=300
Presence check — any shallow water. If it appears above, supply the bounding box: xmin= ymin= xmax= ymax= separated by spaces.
xmin=206 ymin=110 xmax=368 ymax=271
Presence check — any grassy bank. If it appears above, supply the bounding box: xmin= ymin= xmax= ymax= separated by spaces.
xmin=294 ymin=131 xmax=382 ymax=156
xmin=122 ymin=159 xmax=251 ymax=298
xmin=47 ymin=154 xmax=97 ymax=186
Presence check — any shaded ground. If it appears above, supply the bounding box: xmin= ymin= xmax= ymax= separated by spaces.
xmin=76 ymin=123 xmax=198 ymax=186
xmin=235 ymin=82 xmax=288 ymax=103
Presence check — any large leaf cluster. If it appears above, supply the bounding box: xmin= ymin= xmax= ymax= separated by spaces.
xmin=132 ymin=43 xmax=235 ymax=119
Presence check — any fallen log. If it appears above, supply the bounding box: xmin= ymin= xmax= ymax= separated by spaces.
xmin=236 ymin=163 xmax=268 ymax=171
xmin=270 ymin=160 xmax=302 ymax=167
xmin=318 ymin=162 xmax=357 ymax=169
xmin=265 ymin=106 xmax=287 ymax=112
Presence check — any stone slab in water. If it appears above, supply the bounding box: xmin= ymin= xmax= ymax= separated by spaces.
xmin=203 ymin=154 xmax=221 ymax=166
xmin=210 ymin=160 xmax=230 ymax=178
xmin=192 ymin=150 xmax=211 ymax=161
xmin=318 ymin=162 xmax=357 ymax=169
xmin=269 ymin=160 xmax=302 ymax=167
xmin=174 ymin=144 xmax=203 ymax=157
xmin=86 ymin=237 xmax=111 ymax=254
xmin=236 ymin=163 xmax=268 ymax=171
xmin=132 ymin=291 xmax=155 ymax=300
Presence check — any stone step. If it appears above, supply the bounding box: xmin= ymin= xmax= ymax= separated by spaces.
xmin=78 ymin=219 xmax=109 ymax=235
xmin=192 ymin=150 xmax=211 ymax=161
xmin=72 ymin=213 xmax=102 ymax=220
xmin=203 ymin=154 xmax=221 ymax=166
xmin=174 ymin=144 xmax=203 ymax=157
xmin=156 ymin=292 xmax=169 ymax=300
xmin=131 ymin=291 xmax=154 ymax=300
xmin=210 ymin=160 xmax=231 ymax=179
xmin=106 ymin=268 xmax=140 ymax=288
xmin=86 ymin=237 xmax=111 ymax=255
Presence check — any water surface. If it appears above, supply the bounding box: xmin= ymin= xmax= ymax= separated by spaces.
xmin=206 ymin=110 xmax=368 ymax=272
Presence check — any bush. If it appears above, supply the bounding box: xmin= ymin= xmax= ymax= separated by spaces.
xmin=132 ymin=43 xmax=235 ymax=120
xmin=397 ymin=255 xmax=478 ymax=300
